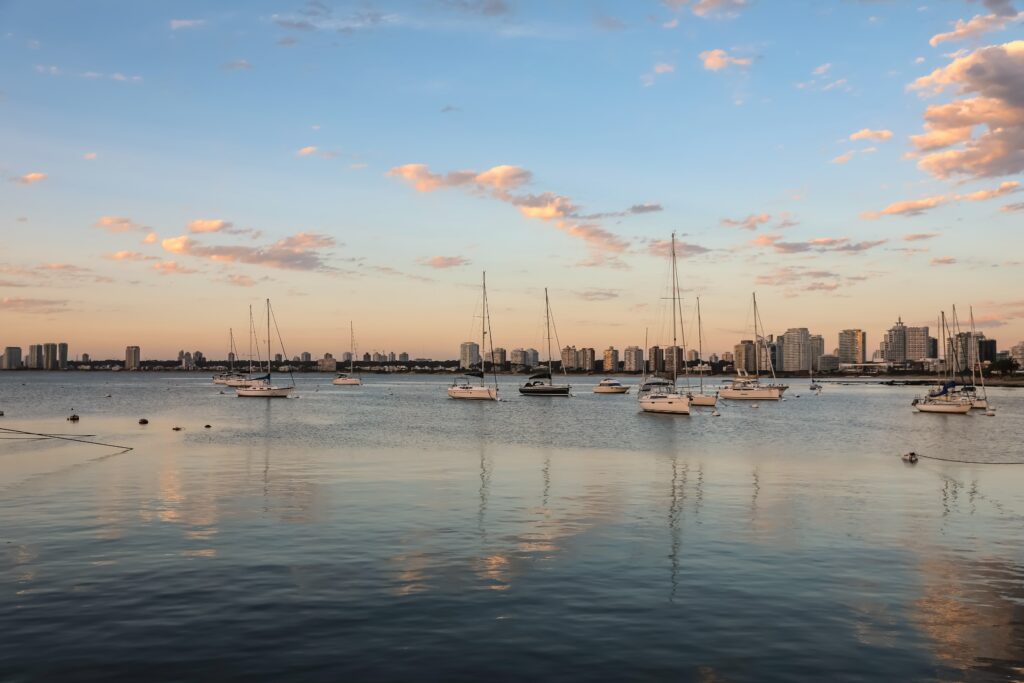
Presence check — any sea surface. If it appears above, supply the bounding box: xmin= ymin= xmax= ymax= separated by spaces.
xmin=1 ymin=373 xmax=1023 ymax=682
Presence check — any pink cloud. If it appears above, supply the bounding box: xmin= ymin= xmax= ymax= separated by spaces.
xmin=14 ymin=172 xmax=47 ymax=185
xmin=420 ymin=255 xmax=471 ymax=269
xmin=930 ymin=256 xmax=957 ymax=265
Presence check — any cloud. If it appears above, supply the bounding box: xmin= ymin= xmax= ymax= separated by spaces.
xmin=647 ymin=239 xmax=711 ymax=258
xmin=750 ymin=234 xmax=887 ymax=255
xmin=930 ymin=256 xmax=957 ymax=265
xmin=440 ymin=104 xmax=460 ymax=113
xmin=576 ymin=289 xmax=619 ymax=301
xmin=388 ymin=162 xmax=642 ymax=263
xmin=907 ymin=41 xmax=1024 ymax=179
xmin=0 ymin=297 xmax=69 ymax=314
xmin=153 ymin=261 xmax=198 ymax=275
xmin=813 ymin=63 xmax=832 ymax=76
xmin=94 ymin=216 xmax=147 ymax=233
xmin=929 ymin=11 xmax=1023 ymax=47
xmin=225 ymin=274 xmax=257 ymax=287
xmin=1002 ymin=201 xmax=1024 ymax=212
xmin=594 ymin=15 xmax=626 ymax=31
xmin=699 ymin=48 xmax=752 ymax=71
xmin=161 ymin=232 xmax=336 ymax=271
xmin=420 ymin=255 xmax=471 ymax=269
xmin=170 ymin=19 xmax=205 ymax=30
xmin=682 ymin=0 xmax=750 ymax=18
xmin=107 ymin=251 xmax=157 ymax=261
xmin=721 ymin=212 xmax=771 ymax=230
xmin=223 ymin=59 xmax=252 ymax=71
xmin=755 ymin=267 xmax=841 ymax=288
xmin=442 ymin=0 xmax=511 ymax=16
xmin=831 ymin=152 xmax=854 ymax=164
xmin=641 ymin=62 xmax=676 ymax=86
xmin=14 ymin=172 xmax=47 ymax=185
xmin=663 ymin=18 xmax=679 ymax=28
xmin=863 ymin=181 xmax=1019 ymax=218
xmin=83 ymin=152 xmax=97 ymax=160
xmin=188 ymin=219 xmax=233 ymax=233
xmin=271 ymin=10 xmax=398 ymax=32
xmin=143 ymin=232 xmax=158 ymax=244
xmin=903 ymin=232 xmax=940 ymax=241
xmin=849 ymin=128 xmax=894 ymax=141
xmin=35 ymin=65 xmax=60 ymax=76
xmin=296 ymin=145 xmax=318 ymax=156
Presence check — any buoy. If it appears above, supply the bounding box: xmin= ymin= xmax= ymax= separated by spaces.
xmin=204 ymin=424 xmax=211 ymax=429
xmin=67 ymin=414 xmax=80 ymax=421
xmin=902 ymin=452 xmax=919 ymax=464
xmin=138 ymin=418 xmax=149 ymax=425
xmin=172 ymin=426 xmax=183 ymax=431
xmin=0 ymin=410 xmax=5 ymax=417
xmin=751 ymin=403 xmax=759 ymax=409
xmin=712 ymin=410 xmax=721 ymax=417
xmin=985 ymin=410 xmax=995 ymax=417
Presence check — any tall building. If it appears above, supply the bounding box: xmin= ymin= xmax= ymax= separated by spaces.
xmin=577 ymin=347 xmax=596 ymax=372
xmin=26 ymin=344 xmax=43 ymax=369
xmin=720 ymin=351 xmax=734 ymax=363
xmin=275 ymin=353 xmax=284 ymax=363
xmin=81 ymin=353 xmax=90 ymax=364
xmin=881 ymin=318 xmax=907 ymax=363
xmin=388 ymin=351 xmax=397 ymax=363
xmin=905 ymin=326 xmax=931 ymax=361
xmin=978 ymin=337 xmax=996 ymax=364
xmin=664 ymin=346 xmax=683 ymax=376
xmin=525 ymin=348 xmax=540 ymax=367
xmin=838 ymin=329 xmax=867 ymax=364
xmin=560 ymin=345 xmax=577 ymax=370
xmin=43 ymin=343 xmax=58 ymax=370
xmin=58 ymin=342 xmax=68 ymax=370
xmin=489 ymin=347 xmax=507 ymax=368
xmin=342 ymin=351 xmax=353 ymax=362
xmin=809 ymin=334 xmax=825 ymax=371
xmin=623 ymin=346 xmax=644 ymax=373
xmin=460 ymin=341 xmax=481 ymax=369
xmin=399 ymin=352 xmax=409 ymax=362
xmin=782 ymin=328 xmax=811 ymax=372
xmin=946 ymin=332 xmax=994 ymax=371
xmin=125 ymin=346 xmax=141 ymax=370
xmin=510 ymin=348 xmax=528 ymax=367
xmin=1 ymin=347 xmax=22 ymax=369
xmin=603 ymin=347 xmax=619 ymax=374
xmin=647 ymin=345 xmax=664 ymax=373
xmin=301 ymin=351 xmax=312 ymax=363
xmin=1012 ymin=341 xmax=1024 ymax=368
xmin=734 ymin=340 xmax=756 ymax=372
xmin=685 ymin=349 xmax=699 ymax=363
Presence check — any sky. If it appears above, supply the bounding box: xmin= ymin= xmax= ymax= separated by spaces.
xmin=1 ymin=0 xmax=1022 ymax=360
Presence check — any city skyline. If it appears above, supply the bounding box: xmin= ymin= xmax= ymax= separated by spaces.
xmin=2 ymin=2 xmax=1023 ymax=358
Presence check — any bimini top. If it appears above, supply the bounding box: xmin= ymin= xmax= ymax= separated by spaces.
xmin=461 ymin=370 xmax=484 ymax=379
xmin=640 ymin=377 xmax=673 ymax=387
xmin=528 ymin=370 xmax=552 ymax=380
xmin=597 ymin=378 xmax=624 ymax=386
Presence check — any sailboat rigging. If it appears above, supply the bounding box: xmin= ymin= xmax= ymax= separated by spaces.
xmin=449 ymin=272 xmax=499 ymax=400
xmin=687 ymin=297 xmax=718 ymax=406
xmin=236 ymin=299 xmax=295 ymax=398
xmin=720 ymin=293 xmax=788 ymax=400
xmin=213 ymin=328 xmax=248 ymax=385
xmin=333 ymin=321 xmax=363 ymax=386
xmin=520 ymin=288 xmax=571 ymax=396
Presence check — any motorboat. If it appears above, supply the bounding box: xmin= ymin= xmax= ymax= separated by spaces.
xmin=593 ymin=378 xmax=630 ymax=394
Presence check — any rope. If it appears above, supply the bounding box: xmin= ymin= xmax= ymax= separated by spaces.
xmin=0 ymin=426 xmax=133 ymax=455
xmin=905 ymin=453 xmax=1024 ymax=465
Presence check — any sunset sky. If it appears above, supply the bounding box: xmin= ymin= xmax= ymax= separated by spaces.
xmin=2 ymin=0 xmax=1022 ymax=360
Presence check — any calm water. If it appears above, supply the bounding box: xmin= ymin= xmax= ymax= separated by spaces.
xmin=2 ymin=373 xmax=1023 ymax=682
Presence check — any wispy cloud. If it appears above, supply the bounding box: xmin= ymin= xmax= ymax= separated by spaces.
xmin=849 ymin=128 xmax=893 ymax=141
xmin=13 ymin=172 xmax=47 ymax=185
xmin=223 ymin=59 xmax=252 ymax=71
xmin=929 ymin=11 xmax=1023 ymax=47
xmin=903 ymin=232 xmax=940 ymax=241
xmin=0 ymin=297 xmax=70 ymax=314
xmin=699 ymin=48 xmax=751 ymax=71
xmin=863 ymin=181 xmax=1020 ymax=218
xmin=419 ymin=255 xmax=471 ymax=269
xmin=576 ymin=289 xmax=619 ymax=301
xmin=296 ymin=145 xmax=318 ymax=156
xmin=930 ymin=256 xmax=957 ymax=265
xmin=161 ymin=232 xmax=337 ymax=271
xmin=153 ymin=261 xmax=199 ymax=275
xmin=170 ymin=19 xmax=205 ymax=30
xmin=720 ymin=213 xmax=772 ymax=230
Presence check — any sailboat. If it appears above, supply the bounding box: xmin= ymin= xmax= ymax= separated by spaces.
xmin=720 ymin=293 xmax=788 ymax=400
xmin=448 ymin=272 xmax=499 ymax=400
xmin=332 ymin=321 xmax=362 ymax=386
xmin=688 ymin=297 xmax=718 ymax=407
xmin=638 ymin=233 xmax=690 ymax=415
xmin=520 ymin=288 xmax=571 ymax=396
xmin=809 ymin=362 xmax=823 ymax=393
xmin=912 ymin=310 xmax=971 ymax=413
xmin=212 ymin=328 xmax=248 ymax=385
xmin=237 ymin=299 xmax=295 ymax=398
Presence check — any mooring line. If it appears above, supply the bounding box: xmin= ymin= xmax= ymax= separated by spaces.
xmin=0 ymin=426 xmax=133 ymax=456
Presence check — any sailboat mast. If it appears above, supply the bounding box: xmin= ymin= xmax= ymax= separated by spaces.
xmin=545 ymin=288 xmax=553 ymax=376
xmin=248 ymin=305 xmax=254 ymax=376
xmin=971 ymin=305 xmax=987 ymax=396
xmin=753 ymin=292 xmax=760 ymax=380
xmin=671 ymin=233 xmax=678 ymax=386
xmin=266 ymin=298 xmax=272 ymax=376
xmin=228 ymin=328 xmax=234 ymax=371
xmin=481 ymin=272 xmax=487 ymax=387
xmin=697 ymin=297 xmax=704 ymax=393
xmin=350 ymin=321 xmax=355 ymax=374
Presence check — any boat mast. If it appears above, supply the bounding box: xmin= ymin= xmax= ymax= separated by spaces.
xmin=970 ymin=305 xmax=987 ymax=398
xmin=753 ymin=292 xmax=760 ymax=380
xmin=266 ymin=298 xmax=272 ymax=377
xmin=671 ymin=233 xmax=678 ymax=387
xmin=545 ymin=287 xmax=553 ymax=379
xmin=228 ymin=328 xmax=235 ymax=372
xmin=481 ymin=272 xmax=487 ymax=387
xmin=697 ymin=297 xmax=704 ymax=394
xmin=248 ymin=305 xmax=254 ymax=376
xmin=350 ymin=321 xmax=355 ymax=374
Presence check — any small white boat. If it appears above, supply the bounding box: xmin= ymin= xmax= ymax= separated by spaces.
xmin=720 ymin=376 xmax=787 ymax=400
xmin=593 ymin=378 xmax=630 ymax=394
xmin=638 ymin=379 xmax=691 ymax=414
xmin=333 ymin=322 xmax=363 ymax=386
xmin=448 ymin=272 xmax=499 ymax=402
xmin=688 ymin=392 xmax=718 ymax=407
xmin=213 ymin=329 xmax=246 ymax=384
xmin=224 ymin=376 xmax=256 ymax=388
xmin=688 ymin=297 xmax=717 ymax=408
xmin=448 ymin=378 xmax=499 ymax=400
xmin=912 ymin=396 xmax=972 ymax=414
xmin=237 ymin=299 xmax=296 ymax=399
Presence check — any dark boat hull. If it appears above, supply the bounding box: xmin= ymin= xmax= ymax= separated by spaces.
xmin=519 ymin=384 xmax=571 ymax=396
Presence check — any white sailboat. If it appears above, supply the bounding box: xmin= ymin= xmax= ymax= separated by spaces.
xmin=332 ymin=321 xmax=362 ymax=386
xmin=720 ymin=293 xmax=788 ymax=400
xmin=688 ymin=296 xmax=718 ymax=407
xmin=212 ymin=328 xmax=248 ymax=385
xmin=237 ymin=299 xmax=295 ymax=398
xmin=448 ymin=272 xmax=499 ymax=401
xmin=638 ymin=233 xmax=690 ymax=415
xmin=913 ymin=310 xmax=971 ymax=414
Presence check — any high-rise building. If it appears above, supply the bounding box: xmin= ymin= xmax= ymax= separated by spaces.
xmin=399 ymin=352 xmax=409 ymax=362
xmin=560 ymin=345 xmax=577 ymax=370
xmin=125 ymin=346 xmax=141 ymax=370
xmin=43 ymin=343 xmax=58 ymax=370
xmin=388 ymin=351 xmax=397 ymax=363
xmin=81 ymin=353 xmax=91 ymax=364
xmin=623 ymin=346 xmax=644 ymax=373
xmin=1 ymin=347 xmax=22 ymax=369
xmin=838 ymin=329 xmax=867 ymax=364
xmin=685 ymin=349 xmax=699 ymax=363
xmin=525 ymin=348 xmax=540 ymax=367
xmin=275 ymin=353 xmax=284 ymax=363
xmin=709 ymin=353 xmax=720 ymax=364
xmin=342 ymin=351 xmax=353 ymax=362
xmin=734 ymin=340 xmax=756 ymax=372
xmin=782 ymin=328 xmax=810 ymax=372
xmin=362 ymin=352 xmax=371 ymax=362
xmin=489 ymin=347 xmax=507 ymax=368
xmin=881 ymin=318 xmax=907 ymax=363
xmin=760 ymin=335 xmax=780 ymax=373
xmin=301 ymin=351 xmax=312 ymax=363
xmin=720 ymin=351 xmax=733 ymax=363
xmin=603 ymin=347 xmax=619 ymax=374
xmin=664 ymin=346 xmax=683 ymax=376
xmin=58 ymin=342 xmax=68 ymax=370
xmin=26 ymin=344 xmax=43 ymax=369
xmin=978 ymin=337 xmax=996 ymax=364
xmin=905 ymin=326 xmax=930 ymax=361
xmin=510 ymin=348 xmax=527 ymax=367
xmin=577 ymin=347 xmax=596 ymax=372
xmin=647 ymin=346 xmax=664 ymax=373
xmin=809 ymin=334 xmax=825 ymax=371
xmin=460 ymin=341 xmax=481 ymax=369
xmin=1012 ymin=341 xmax=1024 ymax=368
xmin=946 ymin=332 xmax=994 ymax=371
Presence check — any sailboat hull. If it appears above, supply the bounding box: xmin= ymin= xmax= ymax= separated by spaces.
xmin=519 ymin=384 xmax=571 ymax=396
xmin=237 ymin=386 xmax=294 ymax=398
xmin=448 ymin=386 xmax=498 ymax=400
xmin=224 ymin=377 xmax=256 ymax=388
xmin=639 ymin=394 xmax=691 ymax=415
xmin=332 ymin=377 xmax=362 ymax=386
xmin=913 ymin=400 xmax=971 ymax=414
xmin=721 ymin=386 xmax=785 ymax=400
xmin=688 ymin=393 xmax=718 ymax=407
xmin=593 ymin=386 xmax=629 ymax=394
